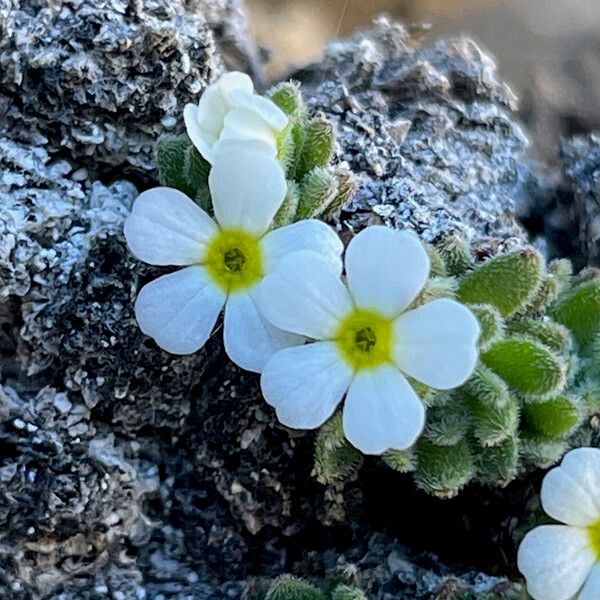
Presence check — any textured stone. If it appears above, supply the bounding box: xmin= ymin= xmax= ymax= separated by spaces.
xmin=0 ymin=5 xmax=551 ymax=599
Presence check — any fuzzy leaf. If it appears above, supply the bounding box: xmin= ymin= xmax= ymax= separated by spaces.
xmin=469 ymin=304 xmax=505 ymax=351
xmin=464 ymin=394 xmax=519 ymax=447
xmin=415 ymin=439 xmax=474 ymax=498
xmin=382 ymin=448 xmax=416 ymax=473
xmin=322 ymin=169 xmax=356 ymax=218
xmin=437 ymin=235 xmax=473 ymax=277
xmin=413 ymin=277 xmax=457 ymax=306
xmin=472 ymin=435 xmax=519 ymax=485
xmin=265 ymin=576 xmax=325 ymax=600
xmin=551 ymin=279 xmax=600 ymax=349
xmin=314 ymin=413 xmax=363 ymax=483
xmin=269 ymin=81 xmax=305 ymax=117
xmin=297 ymin=167 xmax=338 ymax=219
xmin=506 ymin=319 xmax=572 ymax=356
xmin=330 ymin=585 xmax=367 ymax=600
xmin=296 ymin=116 xmax=335 ymax=178
xmin=460 ymin=365 xmax=511 ymax=408
xmin=273 ymin=181 xmax=300 ymax=228
xmin=482 ymin=337 xmax=565 ymax=398
xmin=457 ymin=248 xmax=543 ymax=317
xmin=521 ymin=438 xmax=569 ymax=469
xmin=156 ymin=135 xmax=210 ymax=209
xmin=424 ymin=243 xmax=448 ymax=277
xmin=424 ymin=401 xmax=469 ymax=446
xmin=521 ymin=396 xmax=580 ymax=440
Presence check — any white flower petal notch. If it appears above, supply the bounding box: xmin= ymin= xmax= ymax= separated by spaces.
xmin=258 ymin=225 xmax=481 ymax=455
xmin=124 ymin=147 xmax=344 ymax=373
xmin=517 ymin=447 xmax=600 ymax=600
xmin=183 ymin=71 xmax=289 ymax=165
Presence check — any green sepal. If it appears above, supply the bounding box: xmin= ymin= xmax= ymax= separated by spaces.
xmin=265 ymin=576 xmax=325 ymax=600
xmin=330 ymin=585 xmax=367 ymax=600
xmin=472 ymin=435 xmax=519 ymax=485
xmin=156 ymin=135 xmax=211 ymax=210
xmin=273 ymin=181 xmax=300 ymax=228
xmin=314 ymin=412 xmax=363 ymax=483
xmin=506 ymin=319 xmax=572 ymax=356
xmin=464 ymin=393 xmax=519 ymax=447
xmin=469 ymin=304 xmax=505 ymax=351
xmin=424 ymin=400 xmax=469 ymax=446
xmin=456 ymin=248 xmax=543 ymax=317
xmin=436 ymin=235 xmax=473 ymax=277
xmin=382 ymin=448 xmax=416 ymax=473
xmin=296 ymin=115 xmax=335 ymax=179
xmin=415 ymin=439 xmax=474 ymax=498
xmin=521 ymin=396 xmax=580 ymax=440
xmin=551 ymin=278 xmax=600 ymax=350
xmin=482 ymin=337 xmax=566 ymax=398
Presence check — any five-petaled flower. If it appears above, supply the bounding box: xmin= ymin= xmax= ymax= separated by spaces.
xmin=257 ymin=226 xmax=480 ymax=455
xmin=124 ymin=142 xmax=342 ymax=372
xmin=183 ymin=71 xmax=288 ymax=165
xmin=518 ymin=447 xmax=600 ymax=600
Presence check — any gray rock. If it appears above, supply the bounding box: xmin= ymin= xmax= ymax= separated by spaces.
xmin=293 ymin=17 xmax=530 ymax=255
xmin=0 ymin=5 xmax=542 ymax=599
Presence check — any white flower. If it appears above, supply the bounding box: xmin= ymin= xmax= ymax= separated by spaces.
xmin=124 ymin=142 xmax=343 ymax=372
xmin=257 ymin=226 xmax=480 ymax=455
xmin=183 ymin=71 xmax=288 ymax=165
xmin=517 ymin=447 xmax=600 ymax=600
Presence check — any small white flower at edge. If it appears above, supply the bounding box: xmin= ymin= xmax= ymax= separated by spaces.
xmin=517 ymin=447 xmax=600 ymax=600
xmin=256 ymin=226 xmax=481 ymax=455
xmin=124 ymin=142 xmax=343 ymax=373
xmin=184 ymin=71 xmax=288 ymax=165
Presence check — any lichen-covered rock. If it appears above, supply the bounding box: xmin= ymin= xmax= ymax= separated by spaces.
xmin=0 ymin=0 xmax=226 ymax=181
xmin=293 ymin=17 xmax=529 ymax=253
xmin=0 ymin=6 xmax=556 ymax=599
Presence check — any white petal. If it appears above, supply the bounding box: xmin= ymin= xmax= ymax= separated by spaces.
xmin=256 ymin=250 xmax=352 ymax=340
xmin=261 ymin=219 xmax=344 ymax=275
xmin=208 ymin=145 xmax=286 ymax=235
xmin=345 ymin=226 xmax=430 ymax=317
xmin=579 ymin=563 xmax=600 ymax=600
xmin=124 ymin=187 xmax=218 ymax=266
xmin=220 ymin=107 xmax=279 ymax=153
xmin=229 ymin=88 xmax=288 ymax=130
xmin=183 ymin=103 xmax=218 ymax=163
xmin=223 ymin=291 xmax=304 ymax=373
xmin=517 ymin=525 xmax=596 ymax=600
xmin=135 ymin=266 xmax=226 ymax=354
xmin=541 ymin=448 xmax=600 ymax=526
xmin=261 ymin=341 xmax=353 ymax=429
xmin=217 ymin=71 xmax=254 ymax=99
xmin=196 ymin=86 xmax=230 ymax=135
xmin=343 ymin=365 xmax=425 ymax=455
xmin=392 ymin=298 xmax=480 ymax=389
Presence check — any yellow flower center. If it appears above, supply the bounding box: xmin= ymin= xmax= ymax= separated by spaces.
xmin=335 ymin=309 xmax=393 ymax=370
xmin=203 ymin=229 xmax=263 ymax=293
xmin=589 ymin=519 xmax=600 ymax=558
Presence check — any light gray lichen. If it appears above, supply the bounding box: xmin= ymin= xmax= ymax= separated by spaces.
xmin=0 ymin=4 xmax=566 ymax=599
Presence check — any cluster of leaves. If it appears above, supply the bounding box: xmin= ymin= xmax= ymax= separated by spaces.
xmin=155 ymin=82 xmax=355 ymax=224
xmin=316 ymin=237 xmax=600 ymax=498
xmin=249 ymin=574 xmax=367 ymax=600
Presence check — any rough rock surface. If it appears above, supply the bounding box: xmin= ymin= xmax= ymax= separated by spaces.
xmin=0 ymin=3 xmax=542 ymax=599
xmin=294 ymin=17 xmax=529 ymax=254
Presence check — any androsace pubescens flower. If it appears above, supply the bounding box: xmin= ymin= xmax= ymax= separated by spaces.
xmin=518 ymin=447 xmax=600 ymax=600
xmin=124 ymin=142 xmax=342 ymax=372
xmin=257 ymin=226 xmax=480 ymax=454
xmin=183 ymin=71 xmax=288 ymax=165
